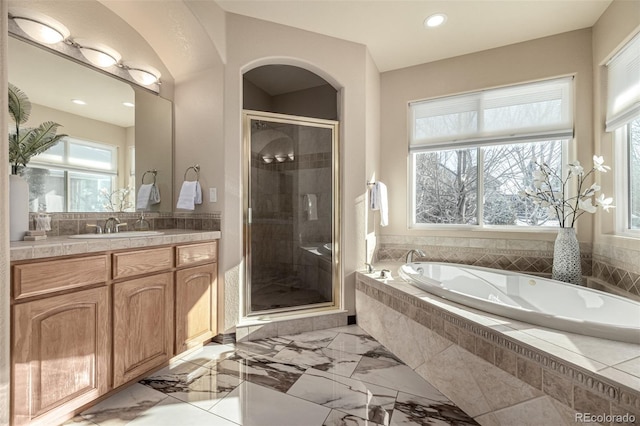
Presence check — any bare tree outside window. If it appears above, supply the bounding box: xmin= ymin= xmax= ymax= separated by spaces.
xmin=413 ymin=141 xmax=563 ymax=226
xmin=483 ymin=141 xmax=562 ymax=226
xmin=415 ymin=149 xmax=477 ymax=224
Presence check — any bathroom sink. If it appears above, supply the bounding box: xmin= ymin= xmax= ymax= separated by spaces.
xmin=68 ymin=231 xmax=164 ymax=239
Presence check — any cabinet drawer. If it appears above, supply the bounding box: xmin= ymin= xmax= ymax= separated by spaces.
xmin=13 ymin=255 xmax=108 ymax=300
xmin=113 ymin=247 xmax=173 ymax=279
xmin=176 ymin=241 xmax=217 ymax=268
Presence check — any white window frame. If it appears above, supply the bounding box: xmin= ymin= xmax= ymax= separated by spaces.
xmin=26 ymin=137 xmax=118 ymax=212
xmin=408 ymin=77 xmax=574 ymax=230
xmin=614 ymin=120 xmax=640 ymax=236
xmin=408 ymin=141 xmax=569 ymax=231
xmin=30 ymin=137 xmax=118 ymax=175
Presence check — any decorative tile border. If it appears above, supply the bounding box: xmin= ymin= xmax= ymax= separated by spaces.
xmin=376 ymin=243 xmax=593 ymax=277
xmin=355 ymin=274 xmax=640 ymax=417
xmin=28 ymin=211 xmax=222 ymax=236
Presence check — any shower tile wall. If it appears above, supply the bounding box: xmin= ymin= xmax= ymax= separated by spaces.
xmin=250 ymin=124 xmax=333 ymax=312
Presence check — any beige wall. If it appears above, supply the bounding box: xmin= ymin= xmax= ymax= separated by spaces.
xmin=380 ymin=29 xmax=594 ymax=244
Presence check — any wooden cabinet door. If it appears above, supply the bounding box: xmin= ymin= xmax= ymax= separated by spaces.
xmin=175 ymin=263 xmax=217 ymax=354
xmin=113 ymin=272 xmax=174 ymax=387
xmin=12 ymin=287 xmax=109 ymax=426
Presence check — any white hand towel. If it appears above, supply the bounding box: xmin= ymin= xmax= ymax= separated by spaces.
xmin=304 ymin=194 xmax=318 ymax=221
xmin=136 ymin=183 xmax=153 ymax=210
xmin=176 ymin=181 xmax=198 ymax=210
xmin=370 ymin=182 xmax=389 ymax=227
xmin=194 ymin=181 xmax=203 ymax=205
xmin=150 ymin=184 xmax=161 ymax=205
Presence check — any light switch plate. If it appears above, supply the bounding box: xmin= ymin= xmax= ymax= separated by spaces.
xmin=209 ymin=187 xmax=217 ymax=203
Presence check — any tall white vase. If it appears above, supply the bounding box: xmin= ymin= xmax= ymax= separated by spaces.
xmin=552 ymin=227 xmax=582 ymax=285
xmin=10 ymin=174 xmax=29 ymax=241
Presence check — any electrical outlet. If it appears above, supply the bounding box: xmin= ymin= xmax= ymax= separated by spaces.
xmin=209 ymin=187 xmax=217 ymax=203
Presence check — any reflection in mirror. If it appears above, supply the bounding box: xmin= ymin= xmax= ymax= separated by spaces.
xmin=8 ymin=35 xmax=173 ymax=212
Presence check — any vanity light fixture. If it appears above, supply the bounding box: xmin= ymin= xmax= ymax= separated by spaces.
xmin=73 ymin=40 xmax=121 ymax=68
xmin=274 ymin=154 xmax=288 ymax=163
xmin=424 ymin=13 xmax=447 ymax=28
xmin=9 ymin=8 xmax=162 ymax=93
xmin=10 ymin=10 xmax=70 ymax=44
xmin=262 ymin=156 xmax=274 ymax=164
xmin=123 ymin=64 xmax=161 ymax=86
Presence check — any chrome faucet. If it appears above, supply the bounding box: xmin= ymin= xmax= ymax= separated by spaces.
xmin=406 ymin=249 xmax=426 ymax=263
xmin=103 ymin=216 xmax=126 ymax=234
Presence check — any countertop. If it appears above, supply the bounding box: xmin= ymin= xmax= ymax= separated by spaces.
xmin=10 ymin=229 xmax=221 ymax=262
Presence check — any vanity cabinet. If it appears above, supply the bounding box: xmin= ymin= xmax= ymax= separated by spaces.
xmin=175 ymin=263 xmax=217 ymax=353
xmin=113 ymin=272 xmax=174 ymax=387
xmin=12 ymin=286 xmax=109 ymax=426
xmin=10 ymin=238 xmax=219 ymax=426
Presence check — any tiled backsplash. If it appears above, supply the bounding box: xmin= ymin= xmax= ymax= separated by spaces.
xmin=28 ymin=211 xmax=222 ymax=236
xmin=376 ymin=234 xmax=640 ymax=299
xmin=593 ymin=242 xmax=640 ymax=298
xmin=375 ymin=234 xmax=593 ymax=277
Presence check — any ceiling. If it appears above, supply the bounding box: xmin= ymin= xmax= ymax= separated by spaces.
xmin=216 ymin=0 xmax=613 ymax=72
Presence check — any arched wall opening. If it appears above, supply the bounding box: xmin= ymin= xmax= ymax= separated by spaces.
xmin=242 ymin=63 xmax=342 ymax=317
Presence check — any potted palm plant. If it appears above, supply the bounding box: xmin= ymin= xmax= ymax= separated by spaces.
xmin=9 ymin=83 xmax=67 ymax=174
xmin=8 ymin=83 xmax=66 ymax=240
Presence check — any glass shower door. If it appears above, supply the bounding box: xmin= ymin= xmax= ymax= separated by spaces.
xmin=244 ymin=111 xmax=339 ymax=315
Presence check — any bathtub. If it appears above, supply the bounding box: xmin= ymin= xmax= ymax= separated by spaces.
xmin=399 ymin=262 xmax=640 ymax=344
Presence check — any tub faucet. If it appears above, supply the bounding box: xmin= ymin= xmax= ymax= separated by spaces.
xmin=406 ymin=249 xmax=426 ymax=263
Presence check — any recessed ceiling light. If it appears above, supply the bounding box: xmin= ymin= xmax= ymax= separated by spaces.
xmin=71 ymin=99 xmax=86 ymax=105
xmin=123 ymin=102 xmax=135 ymax=108
xmin=424 ymin=13 xmax=447 ymax=28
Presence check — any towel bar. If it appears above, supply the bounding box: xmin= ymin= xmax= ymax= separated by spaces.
xmin=184 ymin=165 xmax=200 ymax=182
xmin=141 ymin=169 xmax=157 ymax=185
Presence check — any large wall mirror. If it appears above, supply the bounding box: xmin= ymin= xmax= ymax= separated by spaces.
xmin=8 ymin=35 xmax=173 ymax=213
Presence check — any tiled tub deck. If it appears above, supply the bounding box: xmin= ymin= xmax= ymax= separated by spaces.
xmin=356 ymin=265 xmax=640 ymax=426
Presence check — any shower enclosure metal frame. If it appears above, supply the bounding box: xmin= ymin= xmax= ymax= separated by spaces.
xmin=242 ymin=110 xmax=341 ymax=317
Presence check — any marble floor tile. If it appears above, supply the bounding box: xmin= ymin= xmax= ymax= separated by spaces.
xmin=324 ymin=409 xmax=383 ymax=426
xmin=179 ymin=343 xmax=236 ymax=366
xmin=280 ymin=328 xmax=341 ymax=348
xmin=234 ymin=336 xmax=292 ymax=357
xmin=79 ymin=383 xmax=168 ymax=425
xmin=141 ymin=363 xmax=243 ymax=411
xmin=70 ymin=324 xmax=476 ymax=426
xmin=126 ymin=395 xmax=238 ymax=426
xmin=209 ymin=380 xmax=331 ymax=426
xmin=274 ymin=342 xmax=362 ymax=377
xmin=352 ymin=356 xmax=446 ymax=400
xmin=287 ymin=368 xmax=398 ymax=425
xmin=214 ymin=352 xmax=307 ymax=393
xmin=390 ymin=392 xmax=479 ymax=426
xmin=327 ymin=331 xmax=387 ymax=356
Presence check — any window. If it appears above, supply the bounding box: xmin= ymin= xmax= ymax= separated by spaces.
xmin=23 ymin=138 xmax=118 ymax=212
xmin=410 ymin=77 xmax=573 ymax=228
xmin=607 ymin=33 xmax=640 ymax=232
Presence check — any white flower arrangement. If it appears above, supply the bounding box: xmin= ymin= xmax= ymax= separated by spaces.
xmin=100 ymin=187 xmax=134 ymax=212
xmin=519 ymin=155 xmax=614 ymax=228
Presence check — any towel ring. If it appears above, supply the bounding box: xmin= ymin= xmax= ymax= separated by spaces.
xmin=184 ymin=165 xmax=200 ymax=182
xmin=141 ymin=169 xmax=157 ymax=185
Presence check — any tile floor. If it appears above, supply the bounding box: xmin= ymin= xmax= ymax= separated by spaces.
xmin=67 ymin=325 xmax=478 ymax=426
